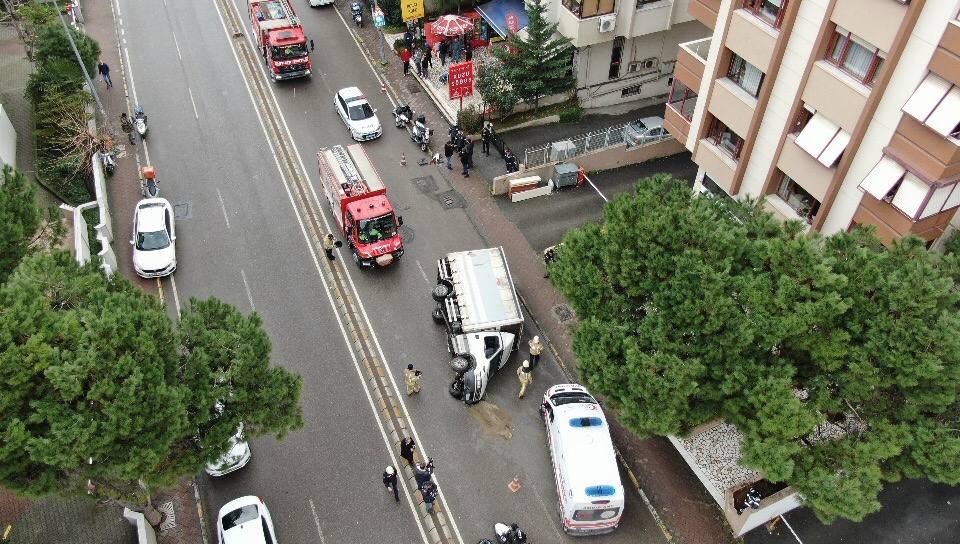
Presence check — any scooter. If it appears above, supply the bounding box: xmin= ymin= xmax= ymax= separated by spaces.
xmin=140 ymin=165 xmax=159 ymax=198
xmin=350 ymin=2 xmax=362 ymax=27
xmin=493 ymin=522 xmax=527 ymax=544
xmin=394 ymin=104 xmax=414 ymax=128
xmin=411 ymin=114 xmax=432 ymax=152
xmin=100 ymin=149 xmax=116 ymax=177
xmin=133 ymin=105 xmax=148 ymax=140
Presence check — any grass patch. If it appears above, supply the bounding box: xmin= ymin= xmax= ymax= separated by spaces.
xmin=81 ymin=207 xmax=101 ymax=257
xmin=493 ymin=98 xmax=580 ymax=130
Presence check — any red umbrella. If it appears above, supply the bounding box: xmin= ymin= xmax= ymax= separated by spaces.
xmin=432 ymin=14 xmax=474 ymax=36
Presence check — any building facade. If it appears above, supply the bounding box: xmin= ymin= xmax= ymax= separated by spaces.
xmin=670 ymin=0 xmax=960 ymax=246
xmin=541 ymin=0 xmax=711 ymax=108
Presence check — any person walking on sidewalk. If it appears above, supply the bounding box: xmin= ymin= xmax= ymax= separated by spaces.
xmin=528 ymin=336 xmax=544 ymax=367
xmin=404 ymin=363 xmax=422 ymax=395
xmin=119 ymin=112 xmax=135 ymax=145
xmin=464 ymin=137 xmax=475 ymax=169
xmin=400 ymin=436 xmax=416 ymax=466
xmin=481 ymin=122 xmax=493 ymax=156
xmin=517 ymin=360 xmax=533 ymax=398
xmin=459 ymin=147 xmax=470 ymax=178
xmin=383 ymin=466 xmax=400 ymax=502
xmin=444 ymin=140 xmax=455 ymax=170
xmin=98 ymin=61 xmax=113 ymax=88
xmin=400 ymin=47 xmax=412 ymax=76
xmin=421 ymin=481 xmax=439 ymax=514
xmin=323 ymin=233 xmax=337 ymax=260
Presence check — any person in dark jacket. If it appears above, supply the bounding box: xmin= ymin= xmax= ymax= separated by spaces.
xmin=444 ymin=140 xmax=455 ymax=170
xmin=481 ymin=122 xmax=493 ymax=156
xmin=438 ymin=39 xmax=448 ymax=66
xmin=413 ymin=461 xmax=433 ymax=490
xmin=464 ymin=137 xmax=475 ymax=169
xmin=460 ymin=148 xmax=470 ymax=178
xmin=465 ymin=40 xmax=473 ymax=62
xmin=399 ymin=436 xmax=416 ymax=466
xmin=421 ymin=481 xmax=439 ymax=514
xmin=383 ymin=466 xmax=400 ymax=502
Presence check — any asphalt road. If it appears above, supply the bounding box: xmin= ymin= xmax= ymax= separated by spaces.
xmin=113 ymin=0 xmax=666 ymax=543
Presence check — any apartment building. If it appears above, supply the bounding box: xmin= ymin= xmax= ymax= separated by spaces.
xmin=669 ymin=0 xmax=960 ymax=245
xmin=539 ymin=0 xmax=710 ymax=108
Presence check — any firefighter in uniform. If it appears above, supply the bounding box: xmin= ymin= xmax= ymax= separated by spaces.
xmin=517 ymin=360 xmax=533 ymax=399
xmin=405 ymin=363 xmax=422 ymax=395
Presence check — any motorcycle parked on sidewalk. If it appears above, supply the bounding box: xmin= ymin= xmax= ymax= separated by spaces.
xmin=133 ymin=105 xmax=148 ymax=140
xmin=100 ymin=149 xmax=116 ymax=176
xmin=140 ymin=165 xmax=160 ymax=198
xmin=394 ymin=104 xmax=414 ymax=128
xmin=350 ymin=2 xmax=362 ymax=27
xmin=411 ymin=113 xmax=432 ymax=152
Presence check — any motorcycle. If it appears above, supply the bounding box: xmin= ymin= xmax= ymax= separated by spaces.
xmin=350 ymin=2 xmax=362 ymax=27
xmin=394 ymin=104 xmax=414 ymax=128
xmin=493 ymin=522 xmax=527 ymax=544
xmin=100 ymin=149 xmax=116 ymax=177
xmin=140 ymin=165 xmax=160 ymax=198
xmin=133 ymin=104 xmax=148 ymax=139
xmin=411 ymin=113 xmax=432 ymax=152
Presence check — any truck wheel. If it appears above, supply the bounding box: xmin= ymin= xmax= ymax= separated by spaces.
xmin=449 ymin=378 xmax=464 ymax=399
xmin=432 ymin=305 xmax=444 ymax=324
xmin=449 ymin=355 xmax=472 ymax=373
xmin=432 ymin=280 xmax=453 ymax=302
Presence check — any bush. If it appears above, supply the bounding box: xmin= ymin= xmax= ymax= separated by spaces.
xmin=34 ymin=23 xmax=100 ymax=78
xmin=25 ymin=57 xmax=85 ymax=104
xmin=558 ymin=104 xmax=583 ymax=123
xmin=457 ymin=105 xmax=483 ymax=135
xmin=943 ymin=230 xmax=960 ymax=255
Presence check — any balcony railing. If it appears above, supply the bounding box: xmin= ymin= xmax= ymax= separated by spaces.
xmin=562 ymin=0 xmax=615 ymax=19
xmin=680 ymin=37 xmax=712 ymax=62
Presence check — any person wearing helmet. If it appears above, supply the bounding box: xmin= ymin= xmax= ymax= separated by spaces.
xmin=528 ymin=336 xmax=544 ymax=368
xmin=382 ymin=465 xmax=399 ymax=502
xmin=508 ymin=523 xmax=527 ymax=544
xmin=516 ymin=360 xmax=534 ymax=399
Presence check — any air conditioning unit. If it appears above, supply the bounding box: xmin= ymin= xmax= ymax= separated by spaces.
xmin=628 ymin=57 xmax=658 ymax=73
xmin=598 ymin=14 xmax=616 ymax=33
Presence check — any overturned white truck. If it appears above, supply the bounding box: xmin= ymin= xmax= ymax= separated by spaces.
xmin=431 ymin=247 xmax=524 ymax=404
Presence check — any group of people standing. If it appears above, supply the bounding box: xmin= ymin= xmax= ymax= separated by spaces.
xmin=383 ymin=437 xmax=440 ymax=513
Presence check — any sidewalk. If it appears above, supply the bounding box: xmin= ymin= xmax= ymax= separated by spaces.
xmin=346 ymin=9 xmax=733 ymax=544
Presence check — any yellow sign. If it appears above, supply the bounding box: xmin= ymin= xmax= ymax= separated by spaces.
xmin=402 ymin=0 xmax=424 ymax=21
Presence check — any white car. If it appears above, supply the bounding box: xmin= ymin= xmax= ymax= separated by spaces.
xmin=131 ymin=198 xmax=176 ymax=278
xmin=217 ymin=496 xmax=278 ymax=544
xmin=623 ymin=116 xmax=670 ymax=147
xmin=205 ymin=424 xmax=251 ymax=477
xmin=335 ymin=86 xmax=381 ymax=141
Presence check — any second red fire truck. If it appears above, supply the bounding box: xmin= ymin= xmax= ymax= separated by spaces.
xmin=248 ymin=0 xmax=312 ymax=81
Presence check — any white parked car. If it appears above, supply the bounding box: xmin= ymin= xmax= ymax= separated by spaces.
xmin=205 ymin=424 xmax=251 ymax=477
xmin=217 ymin=496 xmax=278 ymax=544
xmin=335 ymin=86 xmax=381 ymax=141
xmin=131 ymin=198 xmax=176 ymax=278
xmin=308 ymin=0 xmax=334 ymax=6
xmin=623 ymin=116 xmax=670 ymax=147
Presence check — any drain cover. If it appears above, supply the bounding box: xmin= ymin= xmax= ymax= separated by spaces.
xmin=406 ymin=82 xmax=422 ymax=94
xmin=172 ymin=202 xmax=192 ymax=219
xmin=552 ymin=304 xmax=575 ymax=323
xmin=437 ymin=190 xmax=465 ymax=209
xmin=411 ymin=175 xmax=438 ymax=194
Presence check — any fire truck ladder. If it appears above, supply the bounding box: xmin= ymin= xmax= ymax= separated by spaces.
xmin=276 ymin=0 xmax=299 ymax=25
xmin=329 ymin=145 xmax=368 ymax=194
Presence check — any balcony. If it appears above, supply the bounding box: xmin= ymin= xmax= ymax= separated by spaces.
xmin=777 ymin=134 xmax=832 ymax=203
xmin=802 ymin=61 xmax=867 ymax=133
xmin=708 ymin=78 xmax=756 ymax=138
xmin=676 ymin=37 xmax=711 ymax=92
xmin=557 ymin=0 xmax=617 ymax=47
xmin=726 ymin=9 xmax=777 ymax=73
xmin=689 ymin=0 xmax=721 ymax=29
xmin=695 ymin=138 xmax=738 ymax=195
xmin=664 ymin=83 xmax=697 ymax=148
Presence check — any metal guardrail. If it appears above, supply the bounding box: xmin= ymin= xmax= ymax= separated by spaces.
xmin=523 ymin=122 xmax=671 ymax=169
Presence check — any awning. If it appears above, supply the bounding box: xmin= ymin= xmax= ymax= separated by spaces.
xmin=476 ymin=0 xmax=529 ymax=38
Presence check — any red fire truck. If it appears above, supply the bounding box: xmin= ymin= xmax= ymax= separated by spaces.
xmin=248 ymin=0 xmax=312 ymax=81
xmin=317 ymin=145 xmax=405 ymax=268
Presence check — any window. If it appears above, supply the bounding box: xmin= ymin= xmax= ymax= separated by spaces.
xmin=903 ymin=73 xmax=960 ymax=138
xmin=637 ymin=0 xmax=660 ymax=8
xmin=563 ymin=0 xmax=615 ymax=18
xmin=776 ymin=173 xmax=821 ymax=223
xmin=667 ymin=79 xmax=697 ymax=120
xmin=609 ymin=37 xmax=625 ymax=80
xmin=793 ymin=110 xmax=850 ymax=167
xmin=827 ymin=29 xmax=884 ymax=85
xmin=727 ymin=53 xmax=764 ymax=97
xmin=745 ymin=0 xmax=787 ymax=29
xmin=621 ymin=84 xmax=643 ymax=97
xmin=709 ymin=119 xmax=744 ymax=159
xmin=857 ymin=156 xmax=960 ymax=220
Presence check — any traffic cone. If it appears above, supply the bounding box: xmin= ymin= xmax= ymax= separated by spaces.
xmin=400 ymin=153 xmax=407 ymax=166
xmin=381 ymin=82 xmax=386 ymax=93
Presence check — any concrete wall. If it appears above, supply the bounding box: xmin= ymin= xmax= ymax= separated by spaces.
xmin=0 ymin=104 xmax=16 ymax=168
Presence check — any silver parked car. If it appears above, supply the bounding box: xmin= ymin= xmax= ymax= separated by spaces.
xmin=624 ymin=116 xmax=670 ymax=147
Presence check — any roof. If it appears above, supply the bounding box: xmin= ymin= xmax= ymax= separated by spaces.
xmin=446 ymin=247 xmax=522 ymax=331
xmin=476 ymin=0 xmax=529 ymax=38
xmin=338 ymin=86 xmax=364 ymax=100
xmin=635 ymin=116 xmax=665 ymax=129
xmin=551 ymin=401 xmax=623 ymax=501
xmin=136 ymin=199 xmax=168 ymax=231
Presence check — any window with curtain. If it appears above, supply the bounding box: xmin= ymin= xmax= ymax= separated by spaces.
xmin=776 ymin=173 xmax=820 ymax=222
xmin=710 ymin=119 xmax=744 ymax=159
xmin=745 ymin=0 xmax=786 ymax=28
xmin=727 ymin=53 xmax=764 ymax=97
xmin=828 ymin=30 xmax=884 ymax=85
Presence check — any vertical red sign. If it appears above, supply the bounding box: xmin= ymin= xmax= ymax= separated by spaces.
xmin=448 ymin=61 xmax=475 ymax=100
xmin=506 ymin=12 xmax=519 ymax=33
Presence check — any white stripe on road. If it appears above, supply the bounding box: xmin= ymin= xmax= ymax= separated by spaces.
xmin=216 ymin=187 xmax=231 ymax=229
xmin=583 ymin=174 xmax=609 ymax=202
xmin=240 ymin=269 xmax=255 ymax=312
xmin=781 ymin=515 xmax=805 ymax=544
xmin=415 ymin=260 xmax=430 ymax=284
xmin=169 ymin=275 xmax=182 ymax=316
xmin=308 ymin=499 xmax=328 ymax=544
xmin=172 ymin=30 xmax=183 ymax=61
xmin=188 ymin=87 xmax=199 ymax=120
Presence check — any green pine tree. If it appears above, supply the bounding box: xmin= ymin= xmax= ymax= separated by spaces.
xmin=0 ymin=166 xmax=43 ymax=284
xmin=550 ymin=175 xmax=960 ymax=523
xmin=492 ymin=0 xmax=575 ymax=110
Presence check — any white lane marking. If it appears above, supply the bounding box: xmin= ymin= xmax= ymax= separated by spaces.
xmin=216 ymin=187 xmax=231 ymax=228
xmin=307 ymin=500 xmax=328 ymax=544
xmin=172 ymin=30 xmax=183 ymax=60
xmin=583 ymin=174 xmax=608 ymax=202
xmin=240 ymin=269 xmax=255 ymax=311
xmin=188 ymin=87 xmax=200 ymax=120
xmin=170 ymin=275 xmax=182 ymax=316
xmin=781 ymin=515 xmax=804 ymax=544
xmin=331 ymin=6 xmax=398 ymax=110
xmin=415 ymin=260 xmax=430 ymax=284
xmin=209 ymin=2 xmax=432 ymax=542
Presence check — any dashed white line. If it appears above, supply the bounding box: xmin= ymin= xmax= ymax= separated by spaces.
xmin=188 ymin=87 xmax=199 ymax=119
xmin=415 ymin=260 xmax=430 ymax=283
xmin=308 ymin=500 xmax=328 ymax=544
xmin=240 ymin=269 xmax=255 ymax=311
xmin=172 ymin=31 xmax=183 ymax=60
xmin=216 ymin=187 xmax=231 ymax=228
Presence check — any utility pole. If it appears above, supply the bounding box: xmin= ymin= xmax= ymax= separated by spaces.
xmin=1 ymin=0 xmax=32 ymax=59
xmin=47 ymin=0 xmax=106 ymax=117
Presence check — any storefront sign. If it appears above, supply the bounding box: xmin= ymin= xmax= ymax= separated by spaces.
xmin=448 ymin=61 xmax=474 ymax=100
xmin=506 ymin=12 xmax=519 ymax=33
xmin=402 ymin=0 xmax=424 ymax=22
xmin=373 ymin=6 xmax=386 ymax=28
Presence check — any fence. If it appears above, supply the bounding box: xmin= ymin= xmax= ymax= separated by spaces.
xmin=526 ymin=122 xmax=642 ymax=168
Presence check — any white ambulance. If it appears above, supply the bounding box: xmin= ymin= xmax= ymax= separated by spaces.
xmin=540 ymin=384 xmax=624 ymax=535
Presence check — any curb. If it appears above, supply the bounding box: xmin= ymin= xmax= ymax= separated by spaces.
xmin=191 ymin=479 xmax=210 ymax=544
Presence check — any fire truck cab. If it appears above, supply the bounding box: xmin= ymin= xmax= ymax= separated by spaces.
xmin=249 ymin=0 xmax=312 ymax=81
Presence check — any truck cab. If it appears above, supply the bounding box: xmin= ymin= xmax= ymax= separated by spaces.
xmin=343 ymin=198 xmax=403 ymax=268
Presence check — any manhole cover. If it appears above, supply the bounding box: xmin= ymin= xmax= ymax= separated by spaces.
xmin=411 ymin=175 xmax=438 ymax=194
xmin=157 ymin=501 xmax=176 ymax=532
xmin=172 ymin=202 xmax=192 ymax=219
xmin=399 ymin=225 xmax=415 ymax=243
xmin=437 ymin=190 xmax=465 ymax=209
xmin=552 ymin=304 xmax=574 ymax=323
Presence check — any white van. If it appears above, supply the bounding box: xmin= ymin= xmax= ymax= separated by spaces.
xmin=540 ymin=384 xmax=624 ymax=535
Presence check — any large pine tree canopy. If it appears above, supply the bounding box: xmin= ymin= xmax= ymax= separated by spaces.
xmin=549 ymin=175 xmax=960 ymax=523
xmin=0 ymin=252 xmax=303 ymax=501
